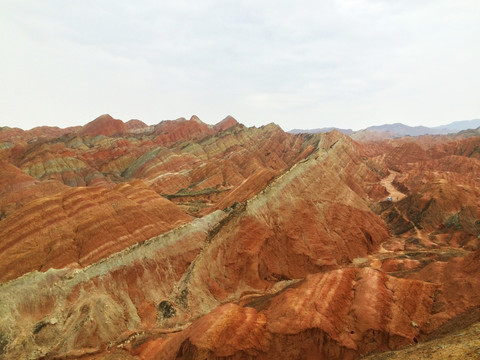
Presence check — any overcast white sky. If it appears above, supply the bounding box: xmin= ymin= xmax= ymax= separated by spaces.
xmin=1 ymin=1 xmax=479 ymax=131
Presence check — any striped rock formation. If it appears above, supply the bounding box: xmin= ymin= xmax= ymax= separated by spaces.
xmin=1 ymin=116 xmax=480 ymax=359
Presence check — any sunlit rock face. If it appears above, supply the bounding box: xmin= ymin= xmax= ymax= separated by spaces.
xmin=1 ymin=115 xmax=480 ymax=359
xmin=144 ymin=268 xmax=440 ymax=360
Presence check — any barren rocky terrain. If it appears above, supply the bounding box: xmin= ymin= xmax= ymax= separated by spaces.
xmin=1 ymin=114 xmax=479 ymax=359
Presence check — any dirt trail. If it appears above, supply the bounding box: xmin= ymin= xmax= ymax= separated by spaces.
xmin=380 ymin=170 xmax=406 ymax=201
xmin=377 ymin=170 xmax=427 ymax=244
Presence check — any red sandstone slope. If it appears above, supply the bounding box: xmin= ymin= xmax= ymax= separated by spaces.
xmin=153 ymin=116 xmax=215 ymax=144
xmin=168 ymin=133 xmax=389 ymax=302
xmin=145 ymin=268 xmax=440 ymax=359
xmin=0 ymin=129 xmax=395 ymax=359
xmin=140 ymin=123 xmax=316 ymax=215
xmin=12 ymin=141 xmax=112 ymax=187
xmin=0 ymin=211 xmax=228 ymax=359
xmin=0 ymin=116 xmax=317 ymax=283
xmin=371 ymin=136 xmax=480 ymax=251
xmin=0 ymin=160 xmax=67 ymax=220
xmin=1 ymin=118 xmax=316 ymax=217
xmin=1 ymin=117 xmax=480 ymax=359
xmin=0 ymin=116 xmax=319 ymax=284
xmin=0 ymin=125 xmax=81 ymax=143
xmin=78 ymin=114 xmax=128 ymax=137
xmin=125 ymin=119 xmax=148 ymax=131
xmin=0 ymin=180 xmax=191 ymax=283
xmin=213 ymin=115 xmax=239 ymax=132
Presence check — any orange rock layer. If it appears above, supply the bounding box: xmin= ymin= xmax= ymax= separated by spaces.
xmin=1 ymin=116 xmax=480 ymax=359
xmin=0 ymin=180 xmax=191 ymax=283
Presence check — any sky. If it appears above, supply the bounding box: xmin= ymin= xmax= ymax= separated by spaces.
xmin=0 ymin=1 xmax=479 ymax=132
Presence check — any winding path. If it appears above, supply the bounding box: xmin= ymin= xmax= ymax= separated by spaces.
xmin=380 ymin=170 xmax=406 ymax=201
xmin=380 ymin=170 xmax=426 ymax=242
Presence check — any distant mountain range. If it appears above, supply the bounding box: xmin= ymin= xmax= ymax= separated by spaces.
xmin=289 ymin=119 xmax=480 ymax=138
xmin=289 ymin=127 xmax=355 ymax=135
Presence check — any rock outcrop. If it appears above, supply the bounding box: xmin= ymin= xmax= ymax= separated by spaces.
xmin=0 ymin=180 xmax=191 ymax=283
xmin=78 ymin=114 xmax=127 ymax=137
xmin=213 ymin=115 xmax=239 ymax=132
xmin=144 ymin=268 xmax=440 ymax=360
xmin=0 ymin=211 xmax=227 ymax=359
xmin=1 ymin=115 xmax=480 ymax=359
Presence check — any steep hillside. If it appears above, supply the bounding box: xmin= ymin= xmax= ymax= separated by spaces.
xmin=78 ymin=114 xmax=128 ymax=137
xmin=1 ymin=116 xmax=480 ymax=359
xmin=0 ymin=116 xmax=316 ymax=282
